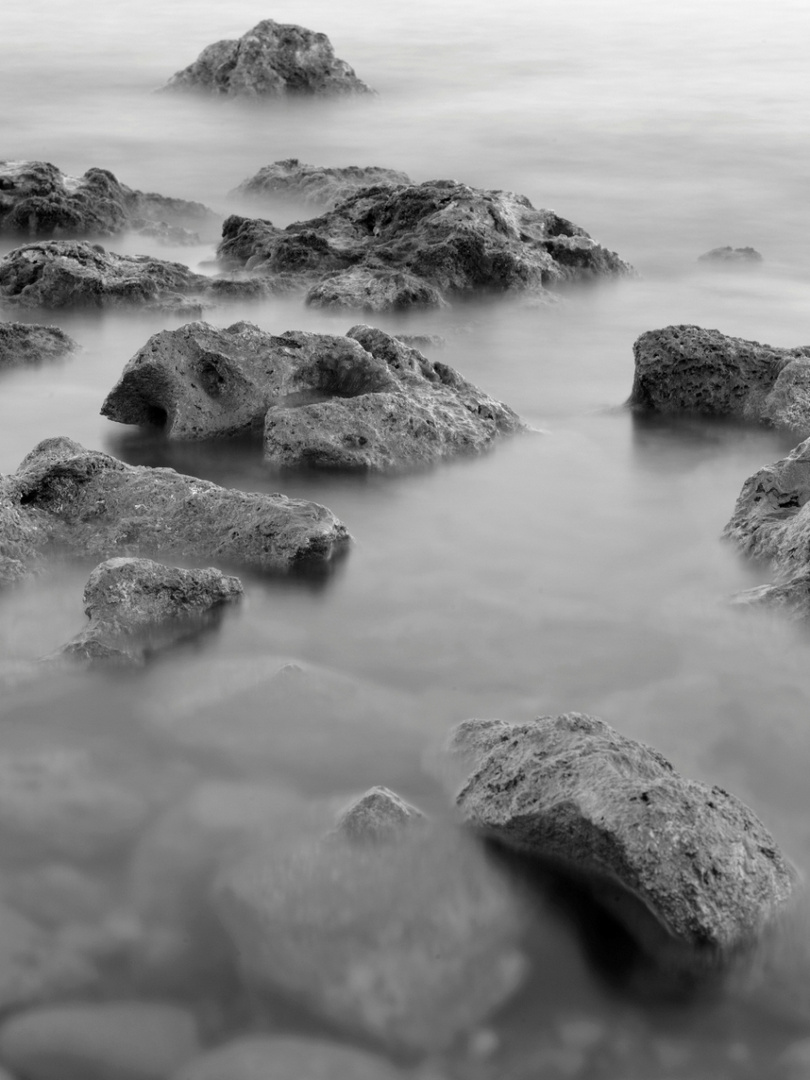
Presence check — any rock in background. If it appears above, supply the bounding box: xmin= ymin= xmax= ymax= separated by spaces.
xmin=229 ymin=159 xmax=412 ymax=209
xmin=0 ymin=322 xmax=77 ymax=368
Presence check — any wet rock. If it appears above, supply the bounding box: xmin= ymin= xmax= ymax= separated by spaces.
xmin=214 ymin=821 xmax=527 ymax=1053
xmin=0 ymin=241 xmax=268 ymax=314
xmin=334 ymin=786 xmax=425 ymax=843
xmin=230 ymin=159 xmax=412 ymax=208
xmin=0 ymin=321 xmax=77 ymax=368
xmin=698 ymin=246 xmax=763 ymax=264
xmin=0 ymin=490 xmax=43 ymax=586
xmin=449 ymin=713 xmax=796 ymax=966
xmin=162 ymin=20 xmax=373 ymax=98
xmin=172 ymin=1036 xmax=423 ymax=1080
xmin=0 ymin=1002 xmax=200 ymax=1080
xmin=0 ymin=436 xmax=349 ymax=576
xmin=217 ymin=179 xmax=633 ymax=311
xmin=58 ymin=557 xmax=243 ymax=666
xmin=629 ymin=325 xmax=810 ymax=434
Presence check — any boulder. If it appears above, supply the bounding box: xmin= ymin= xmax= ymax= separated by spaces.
xmin=449 ymin=713 xmax=796 ymax=967
xmin=629 ymin=325 xmax=810 ymax=434
xmin=0 ymin=436 xmax=349 ymax=577
xmin=334 ymin=786 xmax=425 ymax=843
xmin=58 ymin=557 xmax=243 ymax=666
xmin=0 ymin=241 xmax=269 ymax=314
xmin=230 ymin=159 xmax=412 ymax=208
xmin=216 ymin=179 xmax=633 ymax=310
xmin=0 ymin=321 xmax=77 ymax=368
xmin=698 ymin=246 xmax=763 ymax=265
xmin=162 ymin=20 xmax=373 ymax=98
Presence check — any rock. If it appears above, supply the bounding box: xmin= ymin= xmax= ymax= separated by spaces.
xmin=0 ymin=160 xmax=219 ymax=240
xmin=0 ymin=321 xmax=77 ymax=367
xmin=334 ymin=786 xmax=425 ymax=843
xmin=731 ymin=569 xmax=810 ymax=620
xmin=162 ymin=20 xmax=373 ymax=98
xmin=172 ymin=1036 xmax=422 ymax=1080
xmin=0 ymin=488 xmax=43 ymax=586
xmin=0 ymin=436 xmax=349 ymax=577
xmin=130 ymin=220 xmax=201 ymax=246
xmin=698 ymin=246 xmax=763 ymax=264
xmin=0 ymin=1002 xmax=201 ymax=1080
xmin=216 ymin=179 xmax=634 ymax=310
xmin=449 ymin=713 xmax=796 ymax=967
xmin=214 ymin=822 xmax=527 ymax=1053
xmin=0 ymin=241 xmax=268 ymax=314
xmin=57 ymin=557 xmax=243 ymax=666
xmin=629 ymin=325 xmax=810 ymax=434
xmin=230 ymin=159 xmax=412 ymax=209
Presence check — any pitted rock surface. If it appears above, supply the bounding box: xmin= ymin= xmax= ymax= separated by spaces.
xmin=0 ymin=321 xmax=77 ymax=368
xmin=230 ymin=159 xmax=412 ymax=208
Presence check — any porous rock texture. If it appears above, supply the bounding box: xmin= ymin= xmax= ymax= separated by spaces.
xmin=0 ymin=436 xmax=349 ymax=579
xmin=698 ymin=246 xmax=763 ymax=265
xmin=0 ymin=160 xmax=219 ymax=241
xmin=217 ymin=178 xmax=634 ymax=311
xmin=0 ymin=241 xmax=269 ymax=314
xmin=629 ymin=325 xmax=810 ymax=435
xmin=450 ymin=713 xmax=795 ymax=966
xmin=101 ymin=321 xmax=523 ymax=470
xmin=162 ymin=20 xmax=373 ymax=98
xmin=58 ymin=557 xmax=243 ymax=666
xmin=230 ymin=159 xmax=412 ymax=208
xmin=0 ymin=322 xmax=77 ymax=368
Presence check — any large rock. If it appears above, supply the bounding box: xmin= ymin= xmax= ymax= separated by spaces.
xmin=162 ymin=20 xmax=373 ymax=98
xmin=0 ymin=436 xmax=349 ymax=577
xmin=58 ymin=557 xmax=243 ymax=666
xmin=628 ymin=325 xmax=810 ymax=434
xmin=230 ymin=159 xmax=412 ymax=208
xmin=100 ymin=321 xmax=523 ymax=470
xmin=0 ymin=241 xmax=269 ymax=314
xmin=0 ymin=160 xmax=219 ymax=241
xmin=217 ymin=179 xmax=634 ymax=311
xmin=449 ymin=713 xmax=796 ymax=967
xmin=0 ymin=321 xmax=76 ymax=368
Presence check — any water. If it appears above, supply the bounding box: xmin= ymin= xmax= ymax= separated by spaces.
xmin=2 ymin=0 xmax=810 ymax=1075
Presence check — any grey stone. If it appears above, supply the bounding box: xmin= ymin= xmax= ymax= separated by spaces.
xmin=731 ymin=569 xmax=810 ymax=620
xmin=334 ymin=786 xmax=425 ymax=843
xmin=162 ymin=20 xmax=373 ymax=98
xmin=230 ymin=159 xmax=412 ymax=209
xmin=217 ymin=179 xmax=634 ymax=311
xmin=58 ymin=557 xmax=243 ymax=666
xmin=629 ymin=325 xmax=810 ymax=434
xmin=0 ymin=321 xmax=77 ymax=368
xmin=698 ymin=246 xmax=763 ymax=264
xmin=0 ymin=489 xmax=43 ymax=586
xmin=0 ymin=1002 xmax=201 ymax=1080
xmin=450 ymin=713 xmax=796 ymax=966
xmin=0 ymin=437 xmax=349 ymax=578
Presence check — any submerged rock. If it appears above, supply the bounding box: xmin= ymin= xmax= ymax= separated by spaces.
xmin=629 ymin=325 xmax=810 ymax=434
xmin=217 ymin=179 xmax=633 ymax=311
xmin=698 ymin=246 xmax=763 ymax=265
xmin=230 ymin=159 xmax=412 ymax=208
xmin=449 ymin=713 xmax=796 ymax=967
xmin=0 ymin=241 xmax=269 ymax=314
xmin=0 ymin=321 xmax=77 ymax=368
xmin=0 ymin=436 xmax=349 ymax=577
xmin=58 ymin=557 xmax=243 ymax=666
xmin=162 ymin=20 xmax=373 ymax=98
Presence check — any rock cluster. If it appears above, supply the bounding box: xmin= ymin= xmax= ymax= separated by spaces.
xmin=162 ymin=20 xmax=373 ymax=98
xmin=217 ymin=178 xmax=634 ymax=311
xmin=0 ymin=321 xmax=76 ymax=368
xmin=230 ymin=159 xmax=412 ymax=208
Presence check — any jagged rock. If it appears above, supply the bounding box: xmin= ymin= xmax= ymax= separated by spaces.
xmin=449 ymin=713 xmax=796 ymax=967
xmin=0 ymin=241 xmax=269 ymax=314
xmin=698 ymin=246 xmax=763 ymax=264
xmin=230 ymin=159 xmax=412 ymax=208
xmin=217 ymin=179 xmax=633 ymax=311
xmin=0 ymin=436 xmax=349 ymax=578
xmin=334 ymin=786 xmax=425 ymax=843
xmin=0 ymin=321 xmax=77 ymax=367
xmin=162 ymin=20 xmax=373 ymax=98
xmin=58 ymin=557 xmax=243 ymax=666
xmin=0 ymin=160 xmax=220 ymax=240
xmin=214 ymin=822 xmax=527 ymax=1053
xmin=629 ymin=325 xmax=810 ymax=435
xmin=0 ymin=1002 xmax=200 ymax=1080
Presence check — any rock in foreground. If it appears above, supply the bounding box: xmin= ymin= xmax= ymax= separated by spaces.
xmin=230 ymin=159 xmax=412 ymax=208
xmin=0 ymin=436 xmax=349 ymax=578
xmin=218 ymin=179 xmax=633 ymax=311
xmin=0 ymin=321 xmax=77 ymax=368
xmin=162 ymin=20 xmax=373 ymax=98
xmin=450 ymin=713 xmax=795 ymax=966
xmin=629 ymin=325 xmax=810 ymax=434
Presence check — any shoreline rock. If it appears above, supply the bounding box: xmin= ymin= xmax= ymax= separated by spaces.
xmin=229 ymin=159 xmax=412 ymax=209
xmin=0 ymin=322 xmax=77 ymax=368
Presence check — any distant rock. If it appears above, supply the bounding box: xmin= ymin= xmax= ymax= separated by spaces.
xmin=217 ymin=179 xmax=634 ymax=311
xmin=0 ymin=321 xmax=77 ymax=368
xmin=334 ymin=786 xmax=425 ymax=843
xmin=629 ymin=325 xmax=810 ymax=435
xmin=230 ymin=159 xmax=411 ymax=208
xmin=162 ymin=20 xmax=373 ymax=98
xmin=57 ymin=557 xmax=243 ymax=666
xmin=698 ymin=246 xmax=763 ymax=265
xmin=0 ymin=241 xmax=270 ymax=314
xmin=0 ymin=436 xmax=349 ymax=578
xmin=449 ymin=713 xmax=796 ymax=968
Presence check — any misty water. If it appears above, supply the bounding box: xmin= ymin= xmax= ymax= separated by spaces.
xmin=2 ymin=0 xmax=810 ymax=1076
